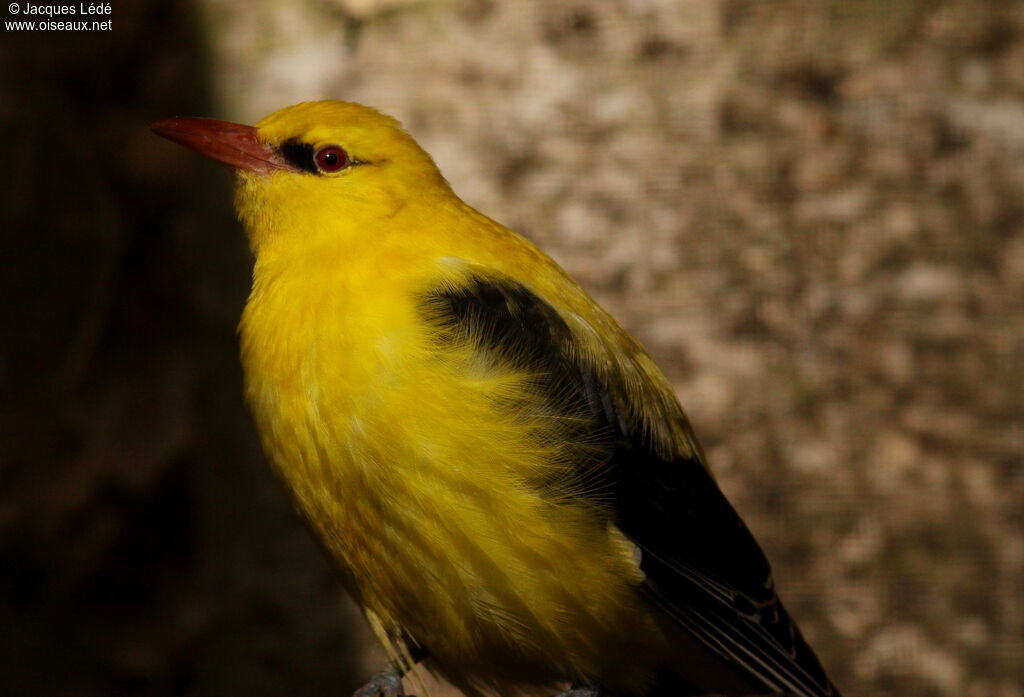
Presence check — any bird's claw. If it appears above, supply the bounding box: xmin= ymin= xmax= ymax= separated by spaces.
xmin=353 ymin=667 xmax=411 ymax=697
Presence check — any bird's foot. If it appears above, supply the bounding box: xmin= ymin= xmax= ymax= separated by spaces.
xmin=353 ymin=667 xmax=411 ymax=697
xmin=552 ymin=685 xmax=602 ymax=697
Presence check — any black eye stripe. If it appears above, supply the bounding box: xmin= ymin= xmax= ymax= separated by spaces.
xmin=279 ymin=139 xmax=318 ymax=174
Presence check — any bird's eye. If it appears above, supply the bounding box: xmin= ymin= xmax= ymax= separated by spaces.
xmin=314 ymin=145 xmax=349 ymax=173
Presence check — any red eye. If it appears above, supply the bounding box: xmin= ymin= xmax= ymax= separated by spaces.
xmin=314 ymin=145 xmax=349 ymax=173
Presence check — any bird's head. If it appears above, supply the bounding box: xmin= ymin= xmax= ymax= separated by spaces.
xmin=152 ymin=100 xmax=450 ymax=256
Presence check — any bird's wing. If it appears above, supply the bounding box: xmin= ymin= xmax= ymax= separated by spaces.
xmin=420 ymin=269 xmax=839 ymax=697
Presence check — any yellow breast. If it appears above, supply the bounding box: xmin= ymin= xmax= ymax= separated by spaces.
xmin=238 ymin=239 xmax=669 ymax=694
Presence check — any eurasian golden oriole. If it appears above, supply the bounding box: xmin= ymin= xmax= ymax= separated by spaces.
xmin=152 ymin=101 xmax=840 ymax=697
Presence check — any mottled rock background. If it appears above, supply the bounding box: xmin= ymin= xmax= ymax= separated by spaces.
xmin=2 ymin=1 xmax=1021 ymax=696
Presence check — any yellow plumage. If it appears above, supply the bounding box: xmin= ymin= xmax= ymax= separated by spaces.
xmin=152 ymin=100 xmax=840 ymax=697
xmin=240 ymin=104 xmax=673 ymax=693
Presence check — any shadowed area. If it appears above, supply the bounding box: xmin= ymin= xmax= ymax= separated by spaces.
xmin=0 ymin=1 xmax=366 ymax=695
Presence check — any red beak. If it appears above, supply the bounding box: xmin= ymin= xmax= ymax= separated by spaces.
xmin=150 ymin=117 xmax=296 ymax=174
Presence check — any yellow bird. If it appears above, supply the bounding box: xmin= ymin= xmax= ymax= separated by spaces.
xmin=152 ymin=101 xmax=840 ymax=697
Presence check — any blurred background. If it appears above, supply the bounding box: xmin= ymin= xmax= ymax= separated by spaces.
xmin=2 ymin=0 xmax=1022 ymax=695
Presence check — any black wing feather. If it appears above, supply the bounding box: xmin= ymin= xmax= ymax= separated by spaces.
xmin=421 ymin=273 xmax=839 ymax=697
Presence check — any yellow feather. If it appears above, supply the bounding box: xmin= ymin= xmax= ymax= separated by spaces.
xmin=152 ymin=100 xmax=839 ymax=697
xmin=234 ymin=102 xmax=673 ymax=694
